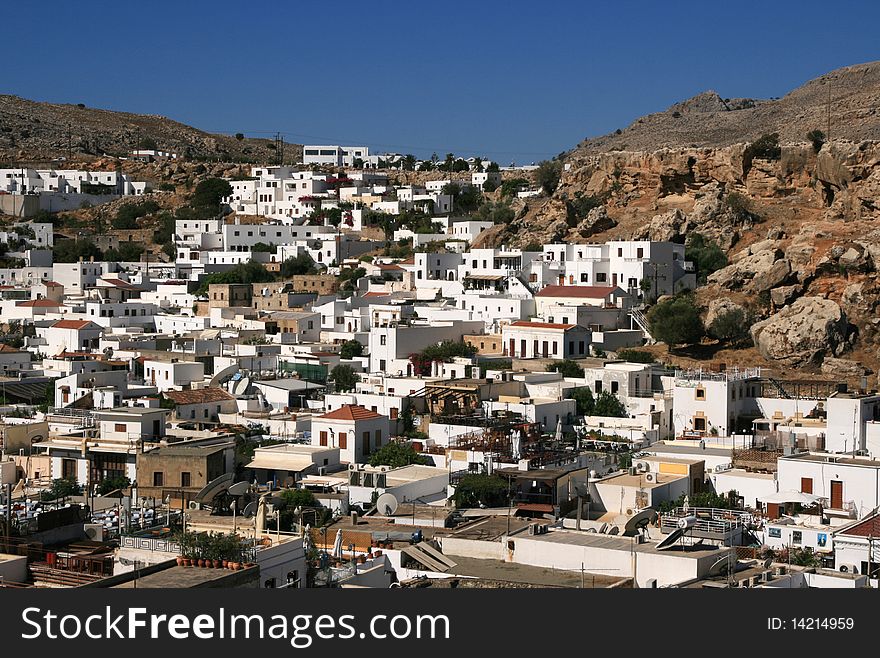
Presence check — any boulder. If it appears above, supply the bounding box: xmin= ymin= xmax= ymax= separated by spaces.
xmin=750 ymin=258 xmax=791 ymax=293
xmin=820 ymin=358 xmax=871 ymax=379
xmin=704 ymin=298 xmax=745 ymax=330
xmin=707 ymin=248 xmax=781 ymax=290
xmin=576 ymin=205 xmax=617 ymax=238
xmin=750 ymin=297 xmax=849 ymax=366
xmin=770 ymin=284 xmax=801 ymax=307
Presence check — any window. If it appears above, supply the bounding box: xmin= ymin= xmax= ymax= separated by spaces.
xmin=768 ymin=527 xmax=782 ymax=538
xmin=693 ymin=417 xmax=706 ymax=432
xmin=181 ymin=472 xmax=191 ymax=487
xmin=319 ymin=431 xmax=328 ymax=446
xmin=695 ymin=387 xmax=706 ymax=400
xmin=339 ymin=432 xmax=347 ymax=449
xmin=153 ymin=472 xmax=164 ymax=487
xmin=595 ymin=273 xmax=607 ymax=282
xmin=791 ymin=531 xmax=802 ymax=545
xmin=114 ymin=423 xmax=126 ymax=432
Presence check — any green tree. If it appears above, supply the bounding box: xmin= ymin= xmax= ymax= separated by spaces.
xmin=41 ymin=478 xmax=82 ymax=501
xmin=806 ymin=129 xmax=825 ymax=153
xmin=329 ymin=364 xmax=358 ymax=392
xmin=190 ymin=178 xmax=233 ymax=214
xmin=453 ymin=474 xmax=510 ymax=508
xmin=616 ymin=349 xmax=655 ymax=364
xmin=548 ymin=359 xmax=584 ymax=378
xmin=535 ymin=160 xmax=562 ymax=194
xmin=339 ymin=340 xmax=364 ymax=359
xmin=571 ymin=387 xmax=595 ymax=416
xmin=104 ymin=242 xmax=144 ymax=262
xmin=137 ymin=136 xmax=158 ymax=150
xmin=195 ymin=260 xmax=275 ymax=295
xmin=96 ymin=475 xmax=131 ymax=496
xmin=744 ymin=132 xmax=781 ymax=170
xmin=368 ymin=442 xmax=428 ymax=468
xmin=486 ymin=162 xmax=500 ymax=172
xmin=709 ymin=308 xmax=754 ymax=346
xmin=593 ymin=391 xmax=627 ymax=417
xmin=280 ymin=252 xmax=319 ymax=277
xmin=235 ymin=132 xmax=245 ymax=141
xmin=53 ymin=238 xmax=103 ymax=263
xmin=686 ymin=233 xmax=728 ymax=284
xmin=648 ymin=294 xmax=704 ymax=347
xmin=401 ymin=154 xmax=416 ymax=171
xmin=421 ymin=340 xmax=477 ymax=362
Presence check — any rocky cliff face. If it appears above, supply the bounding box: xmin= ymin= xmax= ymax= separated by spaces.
xmin=476 ymin=137 xmax=880 ymax=377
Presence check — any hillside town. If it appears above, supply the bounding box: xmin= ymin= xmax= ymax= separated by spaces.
xmin=0 ymin=145 xmax=878 ymax=593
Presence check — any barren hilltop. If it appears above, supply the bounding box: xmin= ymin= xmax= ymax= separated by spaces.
xmin=0 ymin=95 xmax=301 ymax=163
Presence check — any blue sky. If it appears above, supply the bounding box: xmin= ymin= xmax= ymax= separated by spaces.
xmin=4 ymin=1 xmax=879 ymax=164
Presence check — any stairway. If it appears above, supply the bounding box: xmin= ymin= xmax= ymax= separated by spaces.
xmin=630 ymin=308 xmax=654 ymax=343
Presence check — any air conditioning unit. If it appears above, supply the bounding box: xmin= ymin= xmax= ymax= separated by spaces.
xmin=528 ymin=524 xmax=536 ymax=535
xmin=348 ymin=464 xmax=359 ymax=471
xmin=84 ymin=523 xmax=104 ymax=542
xmin=839 ymin=563 xmax=859 ymax=574
xmin=188 ymin=501 xmax=201 ymax=510
xmin=378 ymin=466 xmax=389 ymax=472
xmin=635 ymin=461 xmax=650 ymax=473
xmin=644 ymin=473 xmax=656 ymax=483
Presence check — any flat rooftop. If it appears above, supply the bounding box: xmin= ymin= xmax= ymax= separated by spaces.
xmin=444 ymin=516 xmax=533 ymax=541
xmin=781 ymin=452 xmax=880 ymax=468
xmin=598 ymin=472 xmax=686 ymax=489
xmin=112 ymin=564 xmax=257 ymax=588
xmin=520 ymin=530 xmax=729 ymax=557
xmin=646 ymin=443 xmax=732 ymax=458
xmin=447 ymin=556 xmax=625 ymax=588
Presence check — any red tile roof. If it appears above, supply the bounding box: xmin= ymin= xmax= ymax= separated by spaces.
xmin=507 ymin=321 xmax=577 ymax=330
xmin=837 ymin=514 xmax=880 ymax=538
xmin=536 ymin=285 xmax=617 ymax=298
xmin=319 ymin=404 xmax=383 ymax=421
xmin=164 ymin=387 xmax=235 ymax=405
xmin=362 ymin=291 xmax=389 ymax=298
xmin=41 ymin=280 xmax=63 ymax=287
xmin=99 ymin=278 xmax=143 ymax=290
xmin=0 ymin=343 xmax=24 ymax=353
xmin=16 ymin=299 xmax=62 ymax=307
xmin=51 ymin=319 xmax=99 ymax=330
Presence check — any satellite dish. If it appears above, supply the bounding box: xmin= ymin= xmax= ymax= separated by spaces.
xmin=608 ymin=525 xmax=620 ymax=535
xmin=234 ymin=377 xmax=251 ymax=395
xmin=242 ymin=501 xmax=258 ymax=518
xmin=375 ymin=492 xmax=399 ymax=516
xmin=228 ymin=481 xmax=251 ymax=497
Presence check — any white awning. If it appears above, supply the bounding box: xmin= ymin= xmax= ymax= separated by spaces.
xmin=762 ymin=490 xmax=823 ymax=505
xmin=247 ymin=455 xmax=315 ymax=472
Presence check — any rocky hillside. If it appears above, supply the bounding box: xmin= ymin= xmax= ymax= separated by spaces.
xmin=476 ymin=62 xmax=880 ymax=381
xmin=0 ymin=95 xmax=301 ymax=163
xmin=571 ymin=61 xmax=880 ymax=154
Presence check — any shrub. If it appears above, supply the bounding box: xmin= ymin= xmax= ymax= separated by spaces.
xmin=548 ymin=359 xmax=584 ymax=378
xmin=806 ymin=129 xmax=825 ymax=153
xmin=708 ymin=308 xmax=754 ymax=346
xmin=328 ymin=364 xmax=358 ymax=392
xmin=453 ymin=474 xmax=509 ymax=508
xmin=368 ymin=442 xmax=429 ymax=468
xmin=744 ymin=133 xmax=781 ymax=171
xmin=686 ymin=233 xmax=728 ymax=284
xmin=535 ymin=160 xmax=562 ymax=195
xmin=339 ymin=340 xmax=364 ymax=359
xmin=616 ymin=349 xmax=655 ymax=364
